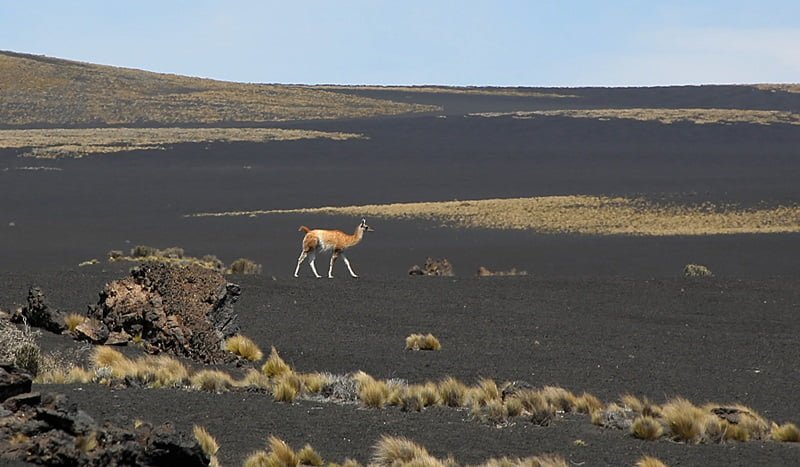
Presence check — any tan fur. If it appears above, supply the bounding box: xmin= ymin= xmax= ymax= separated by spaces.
xmin=294 ymin=219 xmax=372 ymax=278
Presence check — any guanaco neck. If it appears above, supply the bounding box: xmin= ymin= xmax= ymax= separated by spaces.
xmin=347 ymin=224 xmax=364 ymax=247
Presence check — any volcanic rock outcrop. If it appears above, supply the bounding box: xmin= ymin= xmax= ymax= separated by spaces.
xmin=0 ymin=364 xmax=209 ymax=466
xmin=11 ymin=287 xmax=65 ymax=333
xmin=78 ymin=262 xmax=241 ymax=363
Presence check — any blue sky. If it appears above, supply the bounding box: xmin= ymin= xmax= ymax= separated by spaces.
xmin=1 ymin=1 xmax=798 ymax=86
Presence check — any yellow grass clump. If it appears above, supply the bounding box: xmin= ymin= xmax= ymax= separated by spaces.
xmin=243 ymin=450 xmax=271 ymax=467
xmin=299 ymin=372 xmax=330 ymax=394
xmin=225 ymin=335 xmax=264 ymax=361
xmin=239 ymin=369 xmax=272 ymax=389
xmin=437 ymin=377 xmax=468 ymax=407
xmin=262 ymin=347 xmax=293 ymax=378
xmin=661 ymin=398 xmax=706 ymax=443
xmin=190 ymin=196 xmax=800 ymax=236
xmin=405 ymin=333 xmax=442 ymax=351
xmin=575 ymin=392 xmax=603 ymax=414
xmin=359 ymin=379 xmax=391 ymax=408
xmin=192 ymin=425 xmax=219 ymax=458
xmin=771 ymin=422 xmax=800 ymax=442
xmin=273 ymin=377 xmax=300 ymax=402
xmin=371 ymin=435 xmax=439 ymax=466
xmin=63 ymin=313 xmax=85 ymax=332
xmin=480 ymin=454 xmax=568 ymax=467
xmin=190 ymin=370 xmax=234 ymax=393
xmin=297 ymin=443 xmax=324 ymax=466
xmin=630 ymin=416 xmax=664 ymax=440
xmin=267 ymin=436 xmax=300 ymax=467
xmin=635 ymin=456 xmax=668 ymax=467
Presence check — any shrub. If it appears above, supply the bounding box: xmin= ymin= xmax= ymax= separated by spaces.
xmin=262 ymin=347 xmax=292 ymax=377
xmin=225 ymin=335 xmax=263 ymax=361
xmin=437 ymin=377 xmax=467 ymax=407
xmin=371 ymin=435 xmax=436 ymax=466
xmin=130 ymin=245 xmax=158 ymax=257
xmin=635 ymin=457 xmax=667 ymax=467
xmin=575 ymin=392 xmax=603 ymax=414
xmin=771 ymin=422 xmax=800 ymax=442
xmin=190 ymin=370 xmax=234 ymax=393
xmin=300 ymin=372 xmax=330 ymax=394
xmin=14 ymin=343 xmax=41 ymax=376
xmin=192 ymin=425 xmax=219 ymax=457
xmin=267 ymin=436 xmax=300 ymax=467
xmin=244 ymin=451 xmax=271 ymax=467
xmin=239 ymin=369 xmax=272 ymax=390
xmin=541 ymin=386 xmax=577 ymax=413
xmin=228 ymin=258 xmax=262 ymax=275
xmin=297 ymin=444 xmax=323 ymax=466
xmin=662 ymin=398 xmax=706 ymax=443
xmin=273 ymin=377 xmax=299 ymax=402
xmin=684 ymin=263 xmax=713 ymax=277
xmin=63 ymin=313 xmax=85 ymax=332
xmin=360 ymin=379 xmax=390 ymax=408
xmin=405 ymin=333 xmax=442 ymax=351
xmin=630 ymin=416 xmax=664 ymax=440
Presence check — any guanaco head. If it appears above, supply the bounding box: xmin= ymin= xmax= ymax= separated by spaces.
xmin=360 ymin=218 xmax=374 ymax=232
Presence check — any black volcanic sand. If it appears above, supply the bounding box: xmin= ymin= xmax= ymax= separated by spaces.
xmin=8 ymin=273 xmax=798 ymax=466
xmin=1 ymin=88 xmax=799 ymax=465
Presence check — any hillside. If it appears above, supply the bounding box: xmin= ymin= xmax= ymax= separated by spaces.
xmin=0 ymin=51 xmax=438 ymax=127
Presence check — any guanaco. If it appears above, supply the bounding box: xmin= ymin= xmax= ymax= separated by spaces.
xmin=294 ymin=218 xmax=374 ymax=278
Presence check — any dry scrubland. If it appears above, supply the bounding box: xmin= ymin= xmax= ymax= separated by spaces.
xmin=0 ymin=127 xmax=364 ymax=158
xmin=470 ymin=108 xmax=800 ymax=125
xmin=0 ymin=51 xmax=437 ymax=126
xmin=313 ymin=85 xmax=577 ymax=98
xmin=188 ymin=196 xmax=800 ymax=236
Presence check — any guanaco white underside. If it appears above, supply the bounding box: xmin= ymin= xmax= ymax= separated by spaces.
xmin=294 ymin=218 xmax=374 ymax=278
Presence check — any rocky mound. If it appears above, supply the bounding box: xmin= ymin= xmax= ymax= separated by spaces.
xmin=0 ymin=364 xmax=208 ymax=466
xmin=11 ymin=287 xmax=65 ymax=334
xmin=79 ymin=262 xmax=241 ymax=363
xmin=408 ymin=257 xmax=454 ymax=276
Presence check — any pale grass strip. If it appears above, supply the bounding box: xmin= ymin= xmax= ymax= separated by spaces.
xmin=470 ymin=108 xmax=800 ymax=125
xmin=186 ymin=196 xmax=800 ymax=236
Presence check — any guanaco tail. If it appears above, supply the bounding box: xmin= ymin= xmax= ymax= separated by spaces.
xmin=294 ymin=218 xmax=374 ymax=278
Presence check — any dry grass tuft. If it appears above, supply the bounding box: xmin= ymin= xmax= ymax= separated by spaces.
xmin=267 ymin=436 xmax=300 ymax=467
xmin=575 ymin=392 xmax=603 ymax=414
xmin=227 ymin=258 xmax=263 ymax=275
xmin=661 ymin=398 xmax=706 ymax=443
xmin=635 ymin=456 xmax=668 ymax=467
xmin=359 ymin=379 xmax=391 ymax=408
xmin=513 ymin=390 xmax=556 ymax=426
xmin=630 ymin=416 xmax=664 ymax=440
xmin=243 ymin=450 xmax=271 ymax=467
xmin=540 ymin=386 xmax=577 ymax=413
xmin=297 ymin=443 xmax=324 ymax=466
xmin=371 ymin=435 xmax=439 ymax=466
xmin=192 ymin=196 xmax=800 ymax=236
xmin=273 ymin=377 xmax=300 ymax=402
xmin=190 ymin=370 xmax=234 ymax=393
xmin=239 ymin=369 xmax=272 ymax=389
xmin=405 ymin=333 xmax=442 ymax=351
xmin=480 ymin=454 xmax=568 ymax=467
xmin=262 ymin=346 xmax=293 ymax=377
xmin=771 ymin=422 xmax=800 ymax=442
xmin=192 ymin=425 xmax=219 ymax=457
xmin=225 ymin=335 xmax=264 ymax=361
xmin=299 ymin=372 xmax=330 ymax=394
xmin=63 ymin=313 xmax=85 ymax=332
xmin=437 ymin=377 xmax=468 ymax=407
xmin=91 ymin=346 xmax=127 ymax=369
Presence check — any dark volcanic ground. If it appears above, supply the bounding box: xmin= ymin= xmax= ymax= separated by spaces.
xmin=1 ymin=87 xmax=799 ymax=465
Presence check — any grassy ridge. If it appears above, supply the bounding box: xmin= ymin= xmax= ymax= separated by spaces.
xmin=187 ymin=196 xmax=800 ymax=236
xmin=0 ymin=51 xmax=438 ymax=127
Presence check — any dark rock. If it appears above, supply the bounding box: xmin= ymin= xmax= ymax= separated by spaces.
xmin=0 ymin=364 xmax=32 ymax=402
xmin=11 ymin=287 xmax=65 ymax=333
xmin=409 ymin=257 xmax=454 ymax=276
xmin=75 ymin=319 xmax=110 ymax=344
xmin=86 ymin=262 xmax=241 ymax=363
xmin=0 ymin=389 xmax=210 ymax=467
xmin=105 ymin=330 xmax=131 ymax=345
xmin=3 ymin=392 xmax=41 ymax=412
